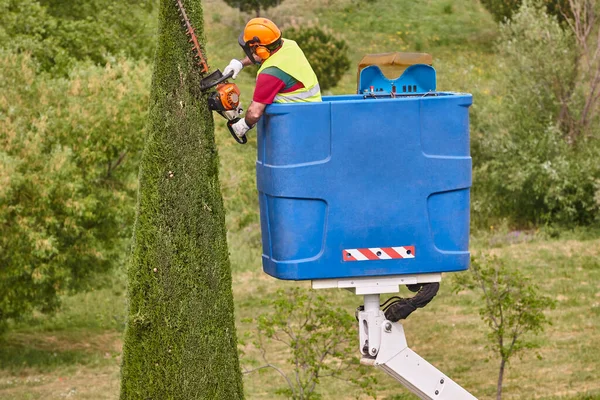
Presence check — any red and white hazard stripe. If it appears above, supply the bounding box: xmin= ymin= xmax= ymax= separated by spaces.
xmin=343 ymin=246 xmax=415 ymax=262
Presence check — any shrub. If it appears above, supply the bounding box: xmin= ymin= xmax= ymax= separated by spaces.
xmin=223 ymin=0 xmax=284 ymax=17
xmin=242 ymin=288 xmax=377 ymax=399
xmin=0 ymin=0 xmax=156 ymax=75
xmin=480 ymin=0 xmax=571 ymax=22
xmin=284 ymin=26 xmax=350 ymax=92
xmin=0 ymin=52 xmax=150 ymax=332
xmin=473 ymin=135 xmax=600 ymax=226
xmin=470 ymin=1 xmax=600 ymax=227
xmin=452 ymin=254 xmax=555 ymax=400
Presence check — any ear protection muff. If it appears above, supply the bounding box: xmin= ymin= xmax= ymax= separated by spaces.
xmin=253 ymin=43 xmax=271 ymax=60
xmin=253 ymin=37 xmax=282 ymax=60
xmin=238 ymin=32 xmax=281 ymax=64
xmin=247 ymin=36 xmax=272 ymax=61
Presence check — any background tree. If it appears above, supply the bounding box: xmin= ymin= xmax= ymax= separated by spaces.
xmin=562 ymin=0 xmax=600 ymax=140
xmin=0 ymin=52 xmax=149 ymax=333
xmin=119 ymin=0 xmax=244 ymax=398
xmin=479 ymin=0 xmax=571 ymax=22
xmin=0 ymin=0 xmax=157 ymax=74
xmin=223 ymin=0 xmax=284 ymax=17
xmin=241 ymin=288 xmax=377 ymax=400
xmin=471 ymin=0 xmax=600 ymax=226
xmin=284 ymin=26 xmax=350 ymax=91
xmin=0 ymin=0 xmax=155 ymax=335
xmin=453 ymin=255 xmax=555 ymax=400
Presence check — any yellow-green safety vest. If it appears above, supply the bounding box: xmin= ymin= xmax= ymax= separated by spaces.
xmin=257 ymin=39 xmax=322 ymax=103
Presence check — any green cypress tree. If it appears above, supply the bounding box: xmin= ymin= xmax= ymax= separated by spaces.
xmin=119 ymin=0 xmax=244 ymax=398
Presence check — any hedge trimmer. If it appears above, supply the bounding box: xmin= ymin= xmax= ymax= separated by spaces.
xmin=175 ymin=0 xmax=246 ymax=144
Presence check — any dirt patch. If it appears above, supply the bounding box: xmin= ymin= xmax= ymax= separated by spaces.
xmin=0 ymin=365 xmax=120 ymax=400
xmin=6 ymin=330 xmax=122 ymax=355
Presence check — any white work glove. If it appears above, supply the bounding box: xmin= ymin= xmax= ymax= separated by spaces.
xmin=231 ymin=118 xmax=251 ymax=138
xmin=223 ymin=59 xmax=244 ymax=79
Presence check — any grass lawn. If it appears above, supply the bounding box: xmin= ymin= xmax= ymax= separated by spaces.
xmin=2 ymin=231 xmax=599 ymax=399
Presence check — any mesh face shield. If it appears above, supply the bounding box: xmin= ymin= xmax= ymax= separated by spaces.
xmin=238 ymin=32 xmax=282 ymax=65
xmin=238 ymin=33 xmax=261 ymax=65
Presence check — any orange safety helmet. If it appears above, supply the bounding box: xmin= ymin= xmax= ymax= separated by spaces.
xmin=238 ymin=18 xmax=282 ymax=64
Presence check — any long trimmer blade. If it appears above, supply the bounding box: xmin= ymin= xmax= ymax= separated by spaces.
xmin=175 ymin=0 xmax=209 ymax=73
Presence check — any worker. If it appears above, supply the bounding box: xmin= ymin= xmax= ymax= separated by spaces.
xmin=223 ymin=18 xmax=322 ymax=139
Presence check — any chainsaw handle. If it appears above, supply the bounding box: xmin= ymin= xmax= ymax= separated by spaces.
xmin=200 ymin=70 xmax=234 ymax=91
xmin=227 ymin=118 xmax=248 ymax=145
xmin=212 ymin=70 xmax=234 ymax=86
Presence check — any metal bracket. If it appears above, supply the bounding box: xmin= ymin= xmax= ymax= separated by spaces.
xmin=358 ymin=294 xmax=385 ymax=357
xmin=312 ymin=273 xmax=441 ymax=295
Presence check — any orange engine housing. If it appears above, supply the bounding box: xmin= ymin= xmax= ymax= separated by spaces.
xmin=215 ymin=83 xmax=240 ymax=111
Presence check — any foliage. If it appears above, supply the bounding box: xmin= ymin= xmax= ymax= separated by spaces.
xmin=0 ymin=51 xmax=150 ymax=333
xmin=452 ymin=255 xmax=555 ymax=399
xmin=2 ymin=0 xmax=600 ymax=397
xmin=0 ymin=0 xmax=156 ymax=74
xmin=479 ymin=0 xmax=521 ymax=21
xmin=242 ymin=288 xmax=377 ymax=400
xmin=479 ymin=0 xmax=571 ymax=22
xmin=0 ymin=0 xmax=156 ymax=333
xmin=470 ymin=1 xmax=600 ymax=227
xmin=284 ymin=26 xmax=350 ymax=91
xmin=562 ymin=0 xmax=600 ymax=140
xmin=119 ymin=0 xmax=244 ymax=398
xmin=223 ymin=0 xmax=284 ymax=17
xmin=473 ymin=140 xmax=600 ymax=227
xmin=498 ymin=1 xmax=578 ymax=137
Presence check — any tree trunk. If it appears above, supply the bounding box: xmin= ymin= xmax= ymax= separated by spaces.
xmin=496 ymin=358 xmax=506 ymax=400
xmin=119 ymin=0 xmax=244 ymax=399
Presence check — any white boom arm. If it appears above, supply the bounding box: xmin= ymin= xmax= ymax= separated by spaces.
xmin=313 ymin=274 xmax=477 ymax=400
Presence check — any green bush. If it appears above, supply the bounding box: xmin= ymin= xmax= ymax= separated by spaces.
xmin=452 ymin=254 xmax=555 ymax=399
xmin=223 ymin=0 xmax=284 ymax=17
xmin=479 ymin=0 xmax=522 ymax=21
xmin=479 ymin=0 xmax=571 ymax=22
xmin=0 ymin=52 xmax=150 ymax=332
xmin=473 ymin=135 xmax=600 ymax=226
xmin=243 ymin=288 xmax=377 ymax=399
xmin=284 ymin=26 xmax=350 ymax=92
xmin=0 ymin=0 xmax=156 ymax=74
xmin=471 ymin=1 xmax=600 ymax=227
